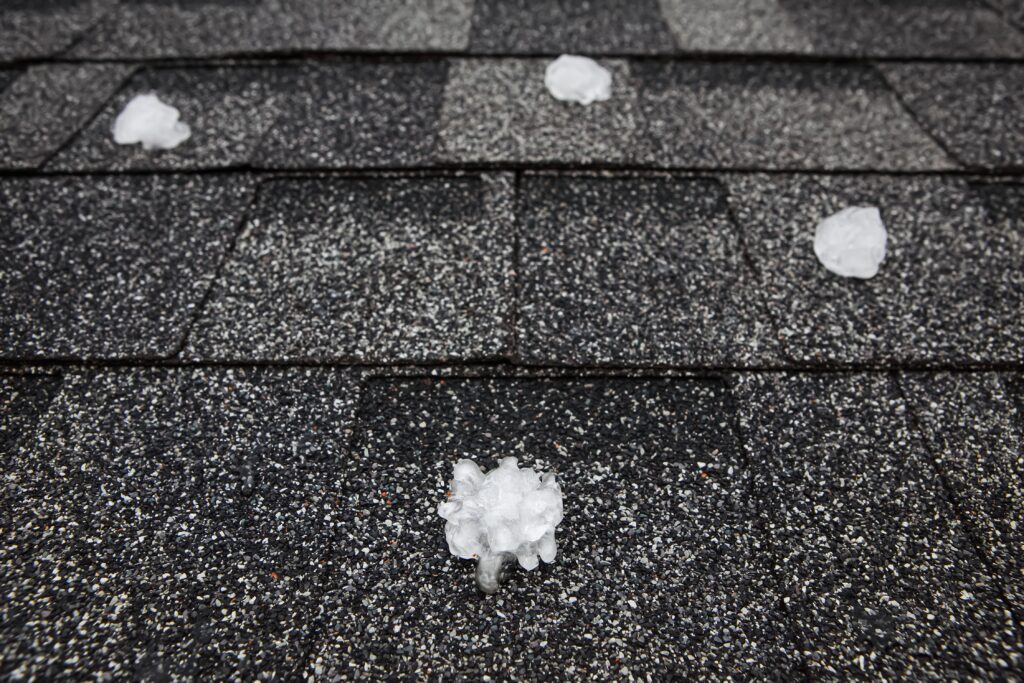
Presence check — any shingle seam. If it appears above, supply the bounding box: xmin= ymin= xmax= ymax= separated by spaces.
xmin=172 ymin=177 xmax=263 ymax=360
xmin=892 ymin=370 xmax=1024 ymax=627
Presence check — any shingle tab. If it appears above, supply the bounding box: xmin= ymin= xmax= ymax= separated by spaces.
xmin=469 ymin=0 xmax=676 ymax=54
xmin=659 ymin=0 xmax=1024 ymax=57
xmin=880 ymin=63 xmax=1024 ymax=171
xmin=49 ymin=66 xmax=288 ymax=171
xmin=437 ymin=59 xmax=644 ymax=163
xmin=734 ymin=372 xmax=1022 ymax=680
xmin=899 ymin=372 xmax=1024 ymax=618
xmin=635 ymin=61 xmax=954 ymax=170
xmin=0 ymin=367 xmax=359 ymax=681
xmin=307 ymin=377 xmax=798 ymax=680
xmin=0 ymin=175 xmax=255 ymax=360
xmin=517 ymin=174 xmax=777 ymax=366
xmin=726 ymin=175 xmax=1024 ymax=365
xmin=253 ymin=62 xmax=448 ymax=169
xmin=0 ymin=63 xmax=135 ymax=170
xmin=187 ymin=174 xmax=514 ymax=362
xmin=0 ymin=0 xmax=114 ymax=61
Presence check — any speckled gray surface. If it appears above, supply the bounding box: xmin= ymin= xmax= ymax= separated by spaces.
xmin=306 ymin=377 xmax=798 ymax=680
xmin=658 ymin=0 xmax=1024 ymax=56
xmin=0 ymin=63 xmax=135 ymax=169
xmin=0 ymin=175 xmax=255 ymax=360
xmin=253 ymin=61 xmax=448 ymax=169
xmin=468 ymin=0 xmax=676 ymax=54
xmin=517 ymin=174 xmax=778 ymax=367
xmin=725 ymin=175 xmax=1024 ymax=365
xmin=0 ymin=367 xmax=359 ymax=681
xmin=734 ymin=372 xmax=1022 ymax=680
xmin=899 ymin=372 xmax=1024 ymax=618
xmin=437 ymin=59 xmax=645 ymax=164
xmin=636 ymin=61 xmax=955 ymax=170
xmin=187 ymin=174 xmax=514 ymax=362
xmin=48 ymin=66 xmax=288 ymax=171
xmin=986 ymin=0 xmax=1024 ymax=28
xmin=0 ymin=373 xmax=62 ymax=455
xmin=880 ymin=63 xmax=1024 ymax=171
xmin=0 ymin=0 xmax=114 ymax=61
xmin=69 ymin=0 xmax=473 ymax=57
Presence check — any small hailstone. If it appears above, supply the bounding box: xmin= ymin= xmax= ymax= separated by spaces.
xmin=813 ymin=206 xmax=887 ymax=279
xmin=438 ymin=457 xmax=563 ymax=591
xmin=112 ymin=93 xmax=191 ymax=151
xmin=544 ymin=54 xmax=612 ymax=105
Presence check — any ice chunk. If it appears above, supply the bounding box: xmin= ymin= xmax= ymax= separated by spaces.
xmin=112 ymin=93 xmax=191 ymax=151
xmin=813 ymin=206 xmax=887 ymax=279
xmin=438 ymin=457 xmax=564 ymax=591
xmin=544 ymin=54 xmax=612 ymax=105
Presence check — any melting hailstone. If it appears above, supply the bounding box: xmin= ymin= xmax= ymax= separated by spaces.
xmin=813 ymin=206 xmax=887 ymax=279
xmin=544 ymin=54 xmax=612 ymax=105
xmin=112 ymin=93 xmax=191 ymax=151
xmin=438 ymin=457 xmax=564 ymax=593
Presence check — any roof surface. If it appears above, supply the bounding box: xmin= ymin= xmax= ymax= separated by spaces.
xmin=1 ymin=1 xmax=1022 ymax=680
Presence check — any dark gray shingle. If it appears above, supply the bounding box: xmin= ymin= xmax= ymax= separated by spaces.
xmin=0 ymin=175 xmax=255 ymax=360
xmin=187 ymin=174 xmax=515 ymax=362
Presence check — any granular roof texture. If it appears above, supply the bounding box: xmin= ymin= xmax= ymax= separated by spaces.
xmin=1 ymin=1 xmax=1022 ymax=680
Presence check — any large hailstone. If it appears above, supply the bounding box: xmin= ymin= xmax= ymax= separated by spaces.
xmin=813 ymin=206 xmax=888 ymax=279
xmin=544 ymin=54 xmax=612 ymax=105
xmin=112 ymin=93 xmax=191 ymax=150
xmin=438 ymin=457 xmax=563 ymax=593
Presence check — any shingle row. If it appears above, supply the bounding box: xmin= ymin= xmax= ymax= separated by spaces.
xmin=2 ymin=172 xmax=1021 ymax=366
xmin=4 ymin=0 xmax=1022 ymax=60
xmin=3 ymin=366 xmax=1021 ymax=679
xmin=1 ymin=59 xmax=1021 ymax=171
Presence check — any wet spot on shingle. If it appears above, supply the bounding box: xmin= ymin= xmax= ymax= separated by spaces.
xmin=734 ymin=372 xmax=1022 ymax=680
xmin=0 ymin=63 xmax=135 ymax=170
xmin=253 ymin=62 xmax=448 ymax=169
xmin=635 ymin=61 xmax=954 ymax=170
xmin=899 ymin=372 xmax=1024 ymax=619
xmin=469 ymin=0 xmax=676 ymax=53
xmin=726 ymin=174 xmax=1024 ymax=365
xmin=517 ymin=174 xmax=777 ymax=366
xmin=0 ymin=367 xmax=358 ymax=681
xmin=48 ymin=66 xmax=287 ymax=171
xmin=880 ymin=63 xmax=1024 ymax=170
xmin=0 ymin=374 xmax=62 ymax=454
xmin=187 ymin=174 xmax=514 ymax=362
xmin=438 ymin=59 xmax=645 ymax=163
xmin=307 ymin=377 xmax=798 ymax=680
xmin=0 ymin=175 xmax=255 ymax=360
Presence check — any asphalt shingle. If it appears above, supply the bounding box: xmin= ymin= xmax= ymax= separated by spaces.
xmin=0 ymin=0 xmax=114 ymax=61
xmin=726 ymin=175 xmax=1024 ymax=365
xmin=899 ymin=372 xmax=1024 ymax=617
xmin=253 ymin=61 xmax=448 ymax=169
xmin=0 ymin=175 xmax=255 ymax=360
xmin=0 ymin=367 xmax=358 ymax=681
xmin=0 ymin=63 xmax=135 ymax=170
xmin=0 ymin=373 xmax=62 ymax=455
xmin=658 ymin=0 xmax=1024 ymax=56
xmin=437 ymin=59 xmax=644 ymax=164
xmin=468 ymin=0 xmax=676 ymax=54
xmin=636 ymin=61 xmax=954 ymax=170
xmin=517 ymin=174 xmax=777 ymax=366
xmin=49 ymin=66 xmax=287 ymax=171
xmin=986 ymin=0 xmax=1024 ymax=29
xmin=187 ymin=174 xmax=514 ymax=362
xmin=70 ymin=0 xmax=473 ymax=58
xmin=734 ymin=372 xmax=1022 ymax=680
xmin=880 ymin=62 xmax=1024 ymax=171
xmin=307 ymin=377 xmax=797 ymax=680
